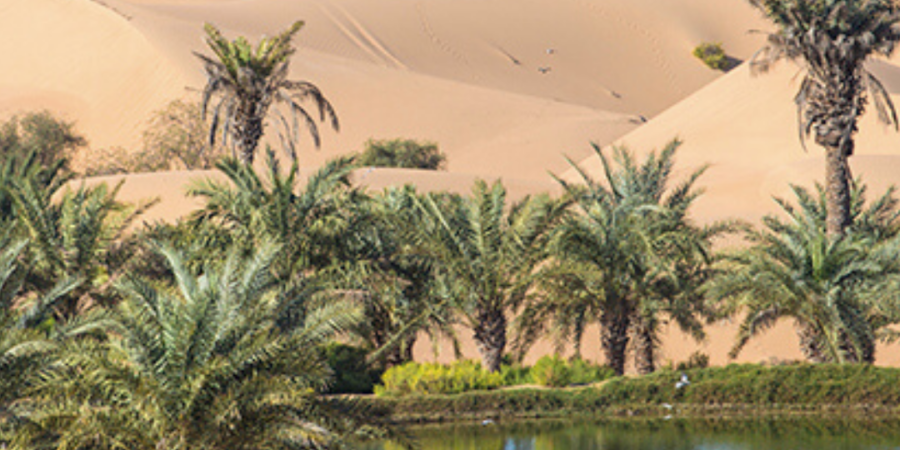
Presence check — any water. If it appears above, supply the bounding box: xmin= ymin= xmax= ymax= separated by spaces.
xmin=362 ymin=417 xmax=900 ymax=450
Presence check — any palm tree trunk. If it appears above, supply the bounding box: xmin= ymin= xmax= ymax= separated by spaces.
xmin=797 ymin=324 xmax=826 ymax=363
xmin=600 ymin=306 xmax=631 ymax=376
xmin=236 ymin=100 xmax=264 ymax=165
xmin=824 ymin=145 xmax=852 ymax=239
xmin=632 ymin=318 xmax=656 ymax=375
xmin=473 ymin=306 xmax=507 ymax=373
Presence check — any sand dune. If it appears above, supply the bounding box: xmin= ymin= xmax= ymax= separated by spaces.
xmin=0 ymin=0 xmax=186 ymax=150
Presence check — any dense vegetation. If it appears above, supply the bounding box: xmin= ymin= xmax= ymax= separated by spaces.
xmin=362 ymin=364 xmax=900 ymax=423
xmin=4 ymin=3 xmax=900 ymax=446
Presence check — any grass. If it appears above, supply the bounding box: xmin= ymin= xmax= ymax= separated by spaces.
xmin=359 ymin=364 xmax=900 ymax=423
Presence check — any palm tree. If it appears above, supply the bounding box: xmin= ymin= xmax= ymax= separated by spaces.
xmin=0 ymin=238 xmax=106 ymax=446
xmin=535 ymin=140 xmax=721 ymax=375
xmin=706 ymin=183 xmax=900 ymax=363
xmin=337 ymin=185 xmax=459 ymax=367
xmin=8 ymin=178 xmax=154 ymax=322
xmin=187 ymin=150 xmax=358 ymax=277
xmin=415 ymin=180 xmax=567 ymax=372
xmin=12 ymin=242 xmax=407 ymax=450
xmin=196 ymin=21 xmax=339 ymax=166
xmin=748 ymin=0 xmax=900 ymax=238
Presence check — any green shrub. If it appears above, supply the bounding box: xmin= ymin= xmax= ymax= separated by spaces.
xmin=529 ymin=355 xmax=615 ymax=387
xmin=568 ymin=357 xmax=616 ymax=385
xmin=357 ymin=138 xmax=446 ymax=170
xmin=693 ymin=42 xmax=729 ymax=70
xmin=323 ymin=342 xmax=383 ymax=394
xmin=676 ymin=351 xmax=710 ymax=371
xmin=530 ymin=355 xmax=571 ymax=387
xmin=500 ymin=363 xmax=531 ymax=386
xmin=375 ymin=360 xmax=503 ymax=396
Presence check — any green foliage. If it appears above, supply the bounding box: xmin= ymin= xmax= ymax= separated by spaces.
xmin=692 ymin=42 xmax=729 ymax=70
xmin=567 ymin=357 xmax=617 ymax=385
xmin=376 ymin=360 xmax=504 ymax=396
xmin=0 ymin=112 xmax=79 ymax=226
xmin=12 ymin=242 xmax=408 ymax=450
xmin=0 ymin=110 xmax=85 ymax=171
xmin=363 ymin=364 xmax=900 ymax=422
xmin=197 ymin=21 xmax=338 ymax=165
xmin=530 ymin=355 xmax=571 ymax=387
xmin=676 ymin=351 xmax=710 ymax=371
xmin=357 ymin=138 xmax=447 ymax=170
xmin=706 ymin=183 xmax=900 ymax=363
xmin=529 ymin=355 xmax=615 ymax=387
xmin=530 ymin=139 xmax=726 ymax=375
xmin=499 ymin=362 xmax=532 ymax=386
xmin=598 ymin=363 xmax=900 ymax=407
xmin=361 ymin=387 xmax=610 ymax=423
xmin=187 ymin=150 xmax=358 ymax=276
xmin=323 ymin=342 xmax=383 ymax=394
xmin=415 ymin=180 xmax=569 ymax=372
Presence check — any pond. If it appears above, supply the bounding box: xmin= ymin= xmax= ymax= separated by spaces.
xmin=361 ymin=416 xmax=900 ymax=450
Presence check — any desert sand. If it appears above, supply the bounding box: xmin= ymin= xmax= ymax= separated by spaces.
xmin=10 ymin=0 xmax=900 ymax=370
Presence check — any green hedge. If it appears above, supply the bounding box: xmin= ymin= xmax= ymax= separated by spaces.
xmin=530 ymin=355 xmax=615 ymax=387
xmin=362 ymin=364 xmax=900 ymax=422
xmin=376 ymin=360 xmax=504 ymax=396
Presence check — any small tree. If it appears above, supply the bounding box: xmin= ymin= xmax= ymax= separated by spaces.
xmin=85 ymin=100 xmax=228 ymax=175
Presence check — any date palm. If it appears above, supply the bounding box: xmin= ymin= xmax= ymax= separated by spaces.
xmin=187 ymin=150 xmax=358 ymax=277
xmin=0 ymin=238 xmax=106 ymax=446
xmin=8 ymin=178 xmax=154 ymax=322
xmin=12 ymin=242 xmax=406 ymax=450
xmin=415 ymin=180 xmax=567 ymax=372
xmin=336 ymin=185 xmax=458 ymax=367
xmin=197 ymin=21 xmax=339 ymax=166
xmin=707 ymin=183 xmax=900 ymax=363
xmin=749 ymin=0 xmax=900 ymax=238
xmin=538 ymin=140 xmax=721 ymax=375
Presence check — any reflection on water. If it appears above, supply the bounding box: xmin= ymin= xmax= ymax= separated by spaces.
xmin=362 ymin=417 xmax=900 ymax=450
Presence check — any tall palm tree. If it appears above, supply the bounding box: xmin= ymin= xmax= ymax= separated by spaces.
xmin=535 ymin=140 xmax=721 ymax=375
xmin=336 ymin=185 xmax=459 ymax=367
xmin=749 ymin=0 xmax=900 ymax=238
xmin=415 ymin=180 xmax=568 ymax=372
xmin=12 ymin=242 xmax=407 ymax=450
xmin=196 ymin=21 xmax=339 ymax=166
xmin=707 ymin=183 xmax=900 ymax=363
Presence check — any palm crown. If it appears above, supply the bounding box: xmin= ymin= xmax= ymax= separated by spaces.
xmin=749 ymin=0 xmax=900 ymax=237
xmin=197 ymin=21 xmax=339 ymax=165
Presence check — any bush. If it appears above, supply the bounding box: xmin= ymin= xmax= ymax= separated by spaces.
xmin=375 ymin=360 xmax=503 ymax=396
xmin=500 ymin=363 xmax=531 ymax=386
xmin=693 ymin=42 xmax=729 ymax=70
xmin=0 ymin=110 xmax=84 ymax=172
xmin=530 ymin=355 xmax=571 ymax=387
xmin=676 ymin=351 xmax=710 ymax=371
xmin=530 ymin=355 xmax=615 ymax=387
xmin=568 ymin=357 xmax=616 ymax=385
xmin=84 ymin=99 xmax=226 ymax=175
xmin=323 ymin=342 xmax=383 ymax=394
xmin=357 ymin=138 xmax=446 ymax=170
